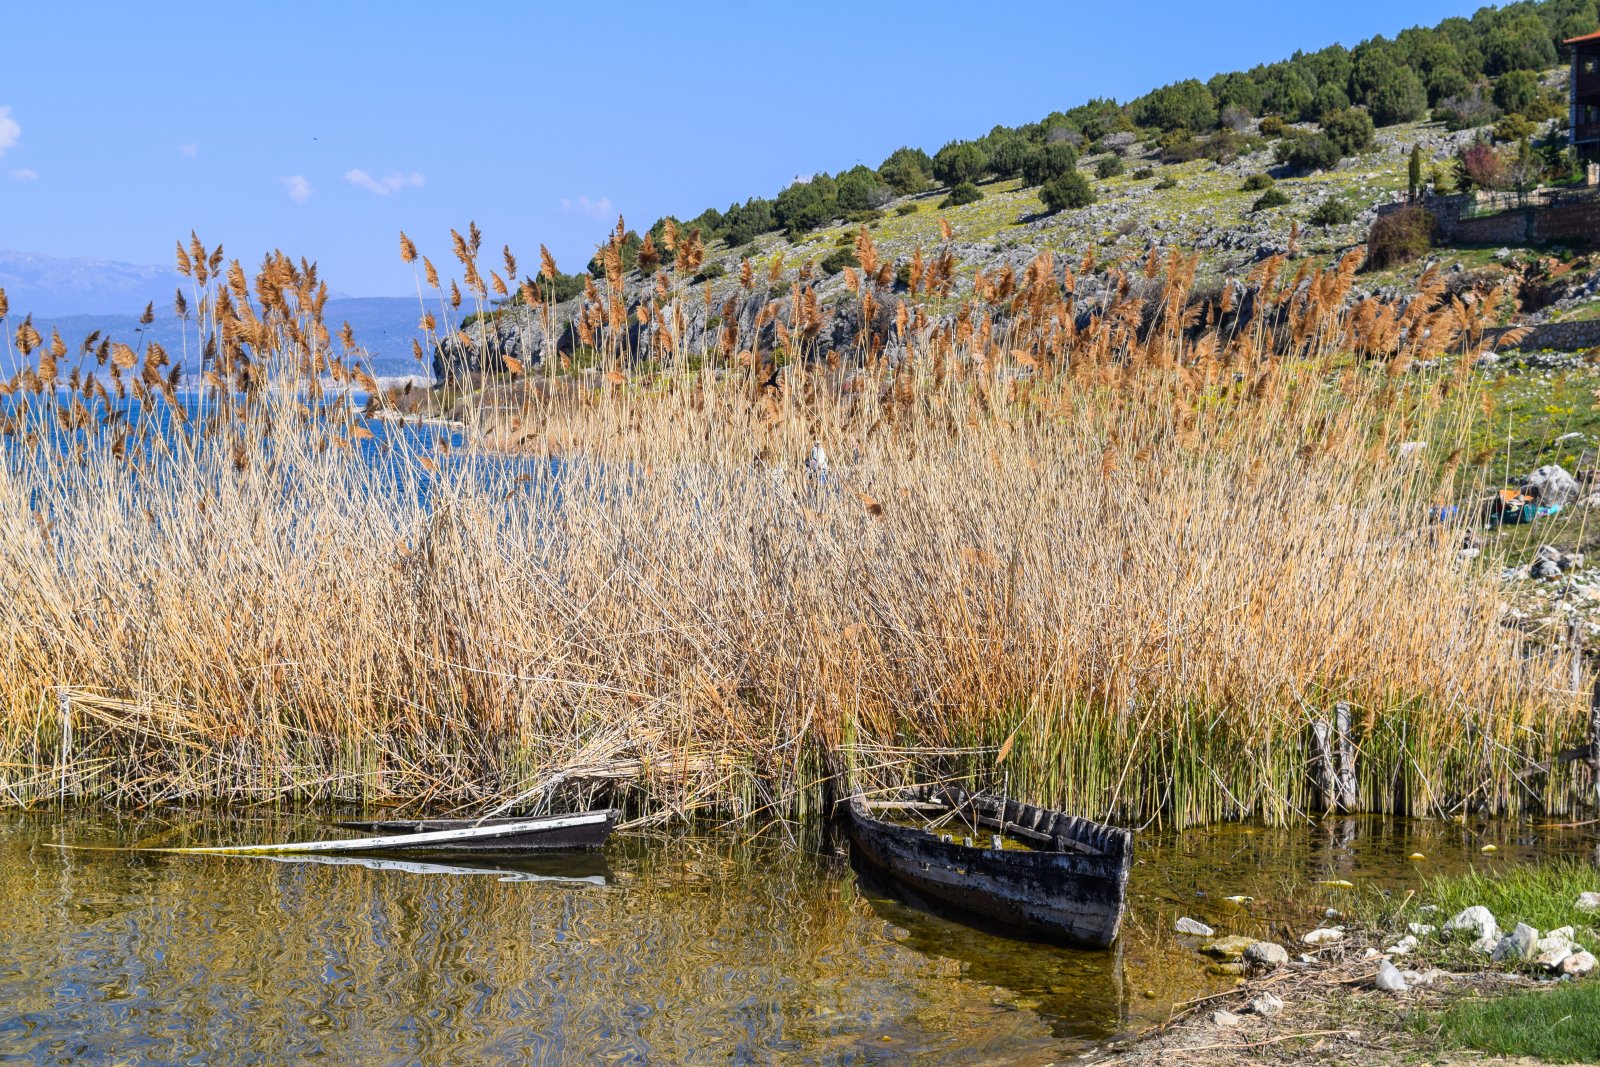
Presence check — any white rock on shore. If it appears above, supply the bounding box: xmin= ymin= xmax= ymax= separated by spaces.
xmin=1244 ymin=941 xmax=1290 ymax=968
xmin=1576 ymin=892 xmax=1600 ymax=914
xmin=1303 ymin=928 xmax=1344 ymax=945
xmin=1376 ymin=959 xmax=1409 ymax=992
xmin=1250 ymin=992 xmax=1285 ymax=1017
xmin=1176 ymin=917 xmax=1214 ymax=936
xmin=1492 ymin=923 xmax=1539 ymax=963
xmin=1444 ymin=906 xmax=1500 ymax=942
xmin=1561 ymin=951 xmax=1597 ymax=977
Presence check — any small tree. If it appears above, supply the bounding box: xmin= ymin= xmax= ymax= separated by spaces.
xmin=1408 ymin=144 xmax=1423 ymax=201
xmin=878 ymin=147 xmax=932 ymax=196
xmin=1505 ymin=137 xmax=1545 ymax=206
xmin=1039 ymin=171 xmax=1095 ymax=213
xmin=1320 ymin=108 xmax=1375 ymax=157
xmin=1458 ymin=140 xmax=1506 ymax=194
xmin=1276 ymin=133 xmax=1342 ymax=173
xmin=1252 ymin=188 xmax=1293 ymax=212
xmin=1020 ymin=141 xmax=1079 ymax=187
xmin=932 ymin=141 xmax=987 ymax=186
xmin=940 ymin=181 xmax=983 ymax=207
xmin=1365 ymin=205 xmax=1436 ymax=270
xmin=1095 ymin=155 xmax=1125 ymax=179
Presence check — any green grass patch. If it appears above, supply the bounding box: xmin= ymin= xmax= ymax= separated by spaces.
xmin=1418 ymin=981 xmax=1600 ymax=1062
xmin=1353 ymin=861 xmax=1600 ymax=964
xmin=1415 ymin=863 xmax=1600 ymax=936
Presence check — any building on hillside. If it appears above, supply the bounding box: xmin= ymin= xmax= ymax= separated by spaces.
xmin=1570 ymin=30 xmax=1600 ymax=160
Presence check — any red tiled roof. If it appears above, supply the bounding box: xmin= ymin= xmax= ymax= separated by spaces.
xmin=1566 ymin=29 xmax=1600 ymax=44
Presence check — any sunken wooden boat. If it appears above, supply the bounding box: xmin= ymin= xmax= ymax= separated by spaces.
xmin=845 ymin=786 xmax=1132 ymax=947
xmin=327 ymin=810 xmax=619 ymax=853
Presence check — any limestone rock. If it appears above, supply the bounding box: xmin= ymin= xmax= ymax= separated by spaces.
xmin=1384 ymin=934 xmax=1419 ymax=955
xmin=1575 ymin=892 xmax=1600 ymax=914
xmin=1213 ymin=1009 xmax=1242 ymax=1028
xmin=1244 ymin=941 xmax=1290 ymax=968
xmin=1176 ymin=917 xmax=1214 ymax=936
xmin=1444 ymin=906 xmax=1499 ymax=942
xmin=1407 ymin=923 xmax=1437 ymax=937
xmin=1303 ymin=927 xmax=1344 ymax=945
xmin=1492 ymin=923 xmax=1539 ymax=963
xmin=1376 ymin=959 xmax=1409 ymax=992
xmin=1523 ymin=465 xmax=1580 ymax=506
xmin=1250 ymin=992 xmax=1285 ymax=1017
xmin=1202 ymin=935 xmax=1258 ymax=959
xmin=1560 ymin=951 xmax=1596 ymax=978
xmin=1537 ymin=944 xmax=1574 ymax=970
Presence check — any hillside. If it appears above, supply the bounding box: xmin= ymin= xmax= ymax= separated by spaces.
xmin=437 ymin=0 xmax=1600 ymax=379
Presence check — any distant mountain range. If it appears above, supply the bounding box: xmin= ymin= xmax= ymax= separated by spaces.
xmin=0 ymin=251 xmax=430 ymax=376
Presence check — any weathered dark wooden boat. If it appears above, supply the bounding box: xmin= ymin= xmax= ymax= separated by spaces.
xmin=845 ymin=786 xmax=1132 ymax=947
xmin=328 ymin=810 xmax=619 ymax=853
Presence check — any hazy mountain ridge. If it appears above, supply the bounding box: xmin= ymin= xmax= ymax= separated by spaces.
xmin=1 ymin=251 xmax=429 ymax=375
xmin=0 ymin=250 xmax=189 ymax=318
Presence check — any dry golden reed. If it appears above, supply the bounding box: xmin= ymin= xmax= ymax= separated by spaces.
xmin=0 ymin=226 xmax=1578 ymax=829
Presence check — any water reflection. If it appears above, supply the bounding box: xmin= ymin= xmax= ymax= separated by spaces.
xmin=263 ymin=852 xmax=613 ymax=886
xmin=0 ymin=813 xmax=1069 ymax=1065
xmin=1 ymin=811 xmax=1597 ymax=1065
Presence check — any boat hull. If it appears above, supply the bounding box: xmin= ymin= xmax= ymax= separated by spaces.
xmin=331 ymin=811 xmax=618 ymax=852
xmin=846 ymin=790 xmax=1131 ymax=947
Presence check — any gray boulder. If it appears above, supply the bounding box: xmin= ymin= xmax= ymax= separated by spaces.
xmin=1250 ymin=992 xmax=1285 ymax=1017
xmin=1561 ymin=951 xmax=1597 ymax=977
xmin=1244 ymin=941 xmax=1290 ymax=968
xmin=1492 ymin=922 xmax=1539 ymax=962
xmin=1523 ymin=465 xmax=1579 ymax=506
xmin=1444 ymin=906 xmax=1500 ymax=942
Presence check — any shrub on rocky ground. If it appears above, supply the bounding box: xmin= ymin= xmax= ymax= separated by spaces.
xmin=940 ymin=181 xmax=983 ymax=208
xmin=1365 ymin=205 xmax=1437 ymax=270
xmin=1252 ymin=188 xmax=1293 ymax=212
xmin=1040 ymin=171 xmax=1096 ymax=212
xmin=1309 ymin=196 xmax=1359 ymax=226
xmin=819 ymin=247 xmax=859 ymax=275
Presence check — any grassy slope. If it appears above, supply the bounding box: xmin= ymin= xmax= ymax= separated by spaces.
xmin=711 ymin=119 xmax=1449 ymax=307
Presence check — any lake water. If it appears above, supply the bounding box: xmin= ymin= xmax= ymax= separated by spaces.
xmin=1 ymin=811 xmax=1596 ymax=1065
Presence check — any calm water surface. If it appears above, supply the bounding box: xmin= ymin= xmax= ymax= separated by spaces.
xmin=1 ymin=811 xmax=1596 ymax=1065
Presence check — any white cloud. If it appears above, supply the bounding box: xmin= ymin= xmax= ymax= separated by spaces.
xmin=280 ymin=175 xmax=313 ymax=204
xmin=343 ymin=168 xmax=425 ymax=196
xmin=179 ymin=143 xmax=198 ymax=158
xmin=560 ymin=195 xmax=614 ymax=221
xmin=10 ymin=168 xmax=37 ymax=181
xmin=0 ymin=107 xmax=19 ymax=157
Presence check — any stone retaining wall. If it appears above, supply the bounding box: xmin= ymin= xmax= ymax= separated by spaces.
xmin=1408 ymin=192 xmax=1600 ymax=247
xmin=1486 ymin=319 xmax=1600 ymax=352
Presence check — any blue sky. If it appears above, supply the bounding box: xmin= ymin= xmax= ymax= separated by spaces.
xmin=0 ymin=0 xmax=1475 ymax=296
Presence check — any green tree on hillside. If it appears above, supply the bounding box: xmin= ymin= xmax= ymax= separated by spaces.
xmin=1133 ymin=79 xmax=1217 ymax=131
xmin=878 ymin=147 xmax=932 ymax=195
xmin=932 ymin=141 xmax=987 ymax=186
xmin=1483 ymin=13 xmax=1558 ymax=76
xmin=1039 ymin=171 xmax=1095 ymax=212
xmin=1020 ymin=141 xmax=1079 ymax=187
